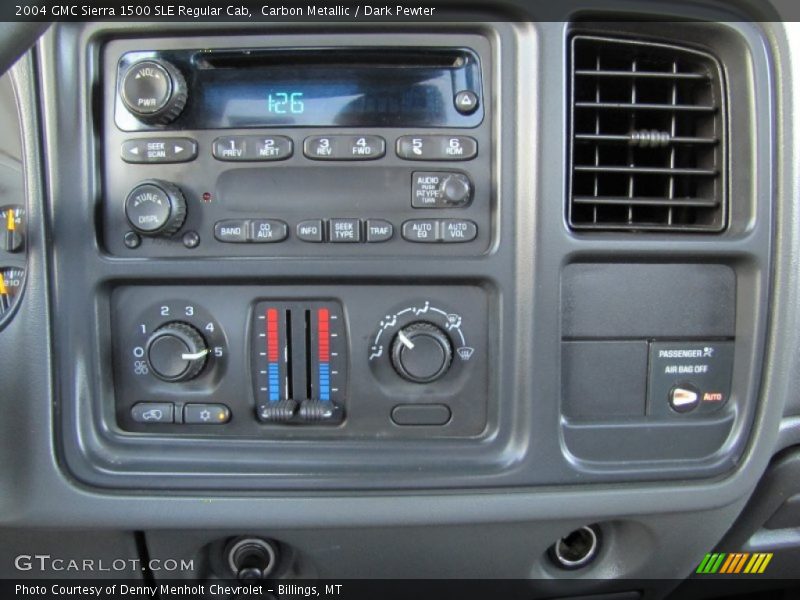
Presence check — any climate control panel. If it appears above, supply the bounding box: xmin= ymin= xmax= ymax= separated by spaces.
xmin=112 ymin=285 xmax=490 ymax=438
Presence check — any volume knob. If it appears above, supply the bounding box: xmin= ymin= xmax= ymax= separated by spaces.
xmin=391 ymin=321 xmax=453 ymax=383
xmin=120 ymin=59 xmax=187 ymax=125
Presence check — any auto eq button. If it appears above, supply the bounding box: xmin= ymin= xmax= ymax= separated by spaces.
xmin=401 ymin=219 xmax=438 ymax=242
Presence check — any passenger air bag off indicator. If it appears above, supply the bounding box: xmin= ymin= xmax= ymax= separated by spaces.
xmin=252 ymin=300 xmax=346 ymax=425
xmin=647 ymin=341 xmax=734 ymax=417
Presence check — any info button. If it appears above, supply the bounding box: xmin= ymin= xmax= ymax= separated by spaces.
xmin=297 ymin=219 xmax=324 ymax=242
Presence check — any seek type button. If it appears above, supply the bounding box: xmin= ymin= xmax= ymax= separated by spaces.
xmin=250 ymin=220 xmax=288 ymax=243
xmin=412 ymin=172 xmax=473 ymax=208
xmin=328 ymin=219 xmax=361 ymax=242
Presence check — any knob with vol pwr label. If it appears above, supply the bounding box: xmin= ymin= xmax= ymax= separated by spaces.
xmin=120 ymin=59 xmax=188 ymax=125
xmin=391 ymin=321 xmax=453 ymax=383
xmin=125 ymin=179 xmax=187 ymax=236
xmin=146 ymin=322 xmax=209 ymax=382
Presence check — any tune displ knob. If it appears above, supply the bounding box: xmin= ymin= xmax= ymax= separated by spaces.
xmin=120 ymin=59 xmax=188 ymax=125
xmin=146 ymin=322 xmax=209 ymax=382
xmin=125 ymin=179 xmax=187 ymax=236
xmin=391 ymin=321 xmax=453 ymax=383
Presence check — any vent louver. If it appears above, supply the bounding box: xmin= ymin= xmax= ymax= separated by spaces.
xmin=569 ymin=36 xmax=727 ymax=232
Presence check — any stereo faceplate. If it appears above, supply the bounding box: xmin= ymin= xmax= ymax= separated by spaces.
xmin=102 ymin=35 xmax=493 ymax=258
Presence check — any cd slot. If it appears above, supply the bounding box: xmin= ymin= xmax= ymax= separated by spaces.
xmin=193 ymin=48 xmax=469 ymax=70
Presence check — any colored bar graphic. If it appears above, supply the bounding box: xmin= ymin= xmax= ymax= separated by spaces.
xmin=697 ymin=552 xmax=773 ymax=575
xmin=266 ymin=308 xmax=280 ymax=402
xmin=318 ymin=307 xmax=330 ymax=402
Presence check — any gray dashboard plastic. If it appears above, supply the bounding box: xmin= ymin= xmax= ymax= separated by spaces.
xmin=0 ymin=5 xmax=797 ymax=586
xmin=47 ymin=17 xmax=772 ymax=490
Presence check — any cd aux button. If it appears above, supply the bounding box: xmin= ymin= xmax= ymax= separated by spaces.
xmin=250 ymin=220 xmax=288 ymax=243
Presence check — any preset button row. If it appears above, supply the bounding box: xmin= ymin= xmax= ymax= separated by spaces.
xmin=122 ymin=135 xmax=479 ymax=164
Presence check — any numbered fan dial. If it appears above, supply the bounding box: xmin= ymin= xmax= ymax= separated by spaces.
xmin=128 ymin=301 xmax=226 ymax=383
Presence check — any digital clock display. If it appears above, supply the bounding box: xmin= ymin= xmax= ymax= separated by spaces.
xmin=267 ymin=92 xmax=305 ymax=115
xmin=174 ymin=48 xmax=484 ymax=129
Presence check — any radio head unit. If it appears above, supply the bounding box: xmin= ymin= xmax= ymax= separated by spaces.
xmin=102 ymin=34 xmax=492 ymax=258
xmin=115 ymin=47 xmax=484 ymax=131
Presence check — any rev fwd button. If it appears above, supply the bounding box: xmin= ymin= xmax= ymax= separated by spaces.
xmin=669 ymin=384 xmax=700 ymax=413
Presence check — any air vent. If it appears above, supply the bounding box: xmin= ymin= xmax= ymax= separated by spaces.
xmin=569 ymin=36 xmax=727 ymax=232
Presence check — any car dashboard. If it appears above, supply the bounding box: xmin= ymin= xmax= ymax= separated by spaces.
xmin=0 ymin=1 xmax=799 ymax=597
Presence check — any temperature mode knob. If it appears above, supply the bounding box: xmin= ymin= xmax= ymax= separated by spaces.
xmin=125 ymin=179 xmax=187 ymax=236
xmin=146 ymin=322 xmax=209 ymax=382
xmin=391 ymin=321 xmax=453 ymax=383
xmin=120 ymin=59 xmax=188 ymax=125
